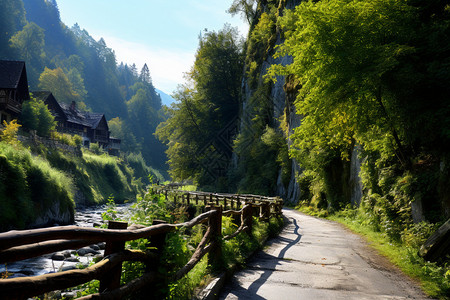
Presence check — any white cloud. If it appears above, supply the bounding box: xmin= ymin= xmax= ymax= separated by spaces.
xmin=93 ymin=33 xmax=195 ymax=94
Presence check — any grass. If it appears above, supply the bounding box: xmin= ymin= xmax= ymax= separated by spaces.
xmin=0 ymin=142 xmax=75 ymax=230
xmin=298 ymin=204 xmax=450 ymax=299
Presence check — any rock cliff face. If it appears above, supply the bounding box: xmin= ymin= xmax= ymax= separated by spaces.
xmin=31 ymin=199 xmax=74 ymax=228
xmin=237 ymin=0 xmax=364 ymax=205
xmin=237 ymin=0 xmax=303 ymax=204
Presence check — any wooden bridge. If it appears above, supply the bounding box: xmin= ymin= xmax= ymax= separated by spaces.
xmin=0 ymin=188 xmax=283 ymax=299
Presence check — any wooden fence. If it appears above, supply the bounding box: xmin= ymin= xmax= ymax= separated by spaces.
xmin=0 ymin=188 xmax=283 ymax=299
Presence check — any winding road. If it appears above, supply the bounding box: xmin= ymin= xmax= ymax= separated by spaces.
xmin=219 ymin=208 xmax=430 ymax=300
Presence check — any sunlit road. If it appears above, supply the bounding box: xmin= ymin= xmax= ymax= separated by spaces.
xmin=219 ymin=208 xmax=430 ymax=300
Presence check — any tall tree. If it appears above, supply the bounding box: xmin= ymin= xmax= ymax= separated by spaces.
xmin=156 ymin=24 xmax=243 ymax=186
xmin=0 ymin=0 xmax=26 ymax=58
xmin=9 ymin=22 xmax=46 ymax=86
xmin=38 ymin=67 xmax=82 ymax=104
xmin=139 ymin=63 xmax=152 ymax=84
xmin=227 ymin=0 xmax=257 ymax=24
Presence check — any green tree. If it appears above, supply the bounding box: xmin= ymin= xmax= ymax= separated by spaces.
xmin=156 ymin=24 xmax=243 ymax=187
xmin=267 ymin=0 xmax=418 ymax=174
xmin=269 ymin=0 xmax=450 ymax=211
xmin=139 ymin=63 xmax=152 ymax=84
xmin=21 ymin=96 xmax=56 ymax=137
xmin=0 ymin=0 xmax=26 ymax=58
xmin=38 ymin=67 xmax=82 ymax=104
xmin=9 ymin=22 xmax=46 ymax=86
xmin=227 ymin=0 xmax=257 ymax=24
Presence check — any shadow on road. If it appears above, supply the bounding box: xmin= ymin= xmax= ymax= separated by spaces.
xmin=221 ymin=215 xmax=302 ymax=299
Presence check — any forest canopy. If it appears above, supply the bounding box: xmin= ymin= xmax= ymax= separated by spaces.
xmin=0 ymin=0 xmax=168 ymax=172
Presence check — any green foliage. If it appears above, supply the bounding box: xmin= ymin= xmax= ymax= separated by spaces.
xmin=77 ymin=187 xmax=284 ymax=299
xmin=88 ymin=142 xmax=104 ymax=155
xmin=232 ymin=124 xmax=288 ymax=196
xmin=0 ymin=142 xmax=74 ymax=231
xmin=9 ymin=21 xmax=45 ymax=86
xmin=21 ymin=96 xmax=56 ymax=137
xmin=245 ymin=10 xmax=277 ymax=87
xmin=227 ymin=0 xmax=257 ymax=24
xmin=125 ymin=152 xmax=163 ymax=186
xmin=0 ymin=0 xmax=26 ymax=58
xmin=264 ymin=0 xmax=450 ymax=218
xmin=43 ymin=148 xmax=138 ymax=206
xmin=0 ymin=120 xmax=22 ymax=147
xmin=156 ymin=24 xmax=243 ymax=188
xmin=101 ymin=196 xmax=119 ymax=222
xmin=1 ymin=0 xmax=168 ymax=173
xmin=38 ymin=67 xmax=82 ymax=104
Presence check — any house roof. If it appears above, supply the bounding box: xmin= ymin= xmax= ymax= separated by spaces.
xmin=0 ymin=60 xmax=30 ymax=100
xmin=0 ymin=60 xmax=26 ymax=89
xmin=32 ymin=91 xmax=109 ymax=131
xmin=84 ymin=113 xmax=105 ymax=129
xmin=59 ymin=102 xmax=93 ymax=128
xmin=32 ymin=91 xmax=67 ymax=121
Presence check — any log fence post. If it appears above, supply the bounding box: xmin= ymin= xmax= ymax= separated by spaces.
xmin=100 ymin=220 xmax=128 ymax=293
xmin=243 ymin=203 xmax=253 ymax=236
xmin=142 ymin=220 xmax=168 ymax=296
xmin=207 ymin=205 xmax=223 ymax=270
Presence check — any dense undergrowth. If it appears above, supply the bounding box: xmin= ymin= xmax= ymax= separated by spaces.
xmin=76 ymin=188 xmax=284 ymax=299
xmin=0 ymin=142 xmax=74 ymax=231
xmin=0 ymin=130 xmax=163 ymax=230
xmin=297 ymin=204 xmax=449 ymax=299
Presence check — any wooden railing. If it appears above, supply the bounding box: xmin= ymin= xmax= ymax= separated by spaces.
xmin=0 ymin=189 xmax=283 ymax=299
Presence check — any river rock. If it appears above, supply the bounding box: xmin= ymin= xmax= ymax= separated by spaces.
xmin=77 ymin=247 xmax=100 ymax=256
xmin=60 ymin=265 xmax=77 ymax=272
xmin=51 ymin=252 xmax=66 ymax=261
xmin=89 ymin=244 xmax=100 ymax=251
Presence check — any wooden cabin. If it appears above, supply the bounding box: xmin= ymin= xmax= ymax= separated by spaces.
xmin=34 ymin=93 xmax=119 ymax=151
xmin=0 ymin=60 xmax=30 ymax=124
xmin=84 ymin=113 xmax=110 ymax=148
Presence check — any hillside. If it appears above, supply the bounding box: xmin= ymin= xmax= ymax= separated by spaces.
xmin=0 ymin=0 xmax=168 ymax=172
xmin=0 ymin=135 xmax=154 ymax=231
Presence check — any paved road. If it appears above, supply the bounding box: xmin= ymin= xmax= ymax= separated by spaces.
xmin=219 ymin=208 xmax=430 ymax=300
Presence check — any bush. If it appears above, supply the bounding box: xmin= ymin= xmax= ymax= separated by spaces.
xmin=21 ymin=96 xmax=56 ymax=137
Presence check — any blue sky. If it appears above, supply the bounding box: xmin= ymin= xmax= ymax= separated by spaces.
xmin=57 ymin=0 xmax=249 ymax=95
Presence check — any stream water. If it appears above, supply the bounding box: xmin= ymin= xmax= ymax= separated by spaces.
xmin=0 ymin=203 xmax=132 ymax=279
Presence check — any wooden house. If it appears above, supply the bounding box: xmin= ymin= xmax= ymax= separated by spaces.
xmin=84 ymin=112 xmax=110 ymax=148
xmin=0 ymin=60 xmax=30 ymax=124
xmin=34 ymin=92 xmax=118 ymax=150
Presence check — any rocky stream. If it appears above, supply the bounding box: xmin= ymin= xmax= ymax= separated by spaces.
xmin=0 ymin=204 xmax=132 ymax=281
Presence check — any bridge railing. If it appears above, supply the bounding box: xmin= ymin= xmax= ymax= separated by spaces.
xmin=0 ymin=189 xmax=283 ymax=299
